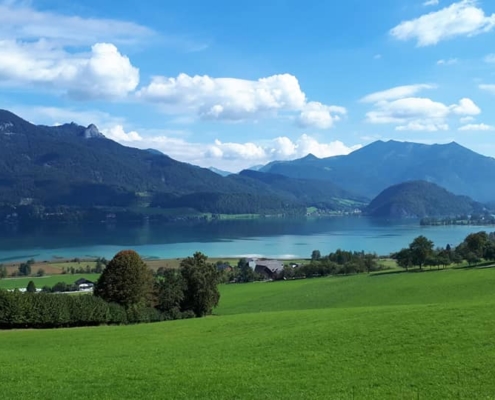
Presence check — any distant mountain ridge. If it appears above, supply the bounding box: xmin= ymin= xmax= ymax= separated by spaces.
xmin=366 ymin=181 xmax=485 ymax=218
xmin=261 ymin=140 xmax=495 ymax=202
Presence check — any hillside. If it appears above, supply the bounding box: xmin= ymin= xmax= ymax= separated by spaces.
xmin=0 ymin=110 xmax=359 ymax=219
xmin=227 ymin=170 xmax=367 ymax=210
xmin=262 ymin=140 xmax=495 ymax=202
xmin=365 ymin=180 xmax=484 ymax=218
xmin=1 ymin=268 xmax=495 ymax=398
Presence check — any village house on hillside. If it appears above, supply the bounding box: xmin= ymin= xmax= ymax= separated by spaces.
xmin=250 ymin=259 xmax=284 ymax=280
xmin=74 ymin=278 xmax=95 ymax=292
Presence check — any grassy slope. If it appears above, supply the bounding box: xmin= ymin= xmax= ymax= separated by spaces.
xmin=0 ymin=273 xmax=100 ymax=290
xmin=1 ymin=268 xmax=495 ymax=399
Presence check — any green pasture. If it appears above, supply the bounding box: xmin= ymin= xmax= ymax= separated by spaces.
xmin=1 ymin=267 xmax=495 ymax=399
xmin=0 ymin=273 xmax=100 ymax=290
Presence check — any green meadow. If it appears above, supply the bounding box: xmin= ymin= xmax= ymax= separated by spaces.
xmin=0 ymin=273 xmax=100 ymax=290
xmin=1 ymin=267 xmax=495 ymax=399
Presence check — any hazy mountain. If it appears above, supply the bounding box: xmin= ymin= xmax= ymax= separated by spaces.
xmin=208 ymin=167 xmax=233 ymax=177
xmin=261 ymin=140 xmax=495 ymax=202
xmin=366 ymin=181 xmax=484 ymax=218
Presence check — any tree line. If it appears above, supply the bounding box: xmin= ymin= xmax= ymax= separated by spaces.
xmin=0 ymin=250 xmax=220 ymax=329
xmin=393 ymin=231 xmax=495 ymax=271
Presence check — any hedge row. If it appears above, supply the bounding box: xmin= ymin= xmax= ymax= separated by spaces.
xmin=0 ymin=291 xmax=167 ymax=329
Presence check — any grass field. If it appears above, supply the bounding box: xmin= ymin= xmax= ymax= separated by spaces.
xmin=0 ymin=273 xmax=100 ymax=290
xmin=1 ymin=267 xmax=495 ymax=398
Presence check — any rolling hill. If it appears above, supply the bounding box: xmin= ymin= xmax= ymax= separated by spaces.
xmin=262 ymin=140 xmax=495 ymax=202
xmin=365 ymin=180 xmax=485 ymax=218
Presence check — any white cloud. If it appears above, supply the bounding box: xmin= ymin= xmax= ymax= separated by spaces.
xmin=479 ymin=84 xmax=495 ymax=94
xmin=0 ymin=3 xmax=153 ymax=46
xmin=363 ymin=85 xmax=481 ymax=131
xmin=101 ymin=126 xmax=361 ymax=171
xmin=297 ymin=102 xmax=347 ymax=129
xmin=458 ymin=123 xmax=495 ymax=131
xmin=390 ymin=0 xmax=495 ymax=46
xmin=396 ymin=121 xmax=448 ymax=131
xmin=360 ymin=84 xmax=435 ymax=103
xmin=102 ymin=125 xmax=143 ymax=142
xmin=460 ymin=116 xmax=475 ymax=123
xmin=0 ymin=40 xmax=139 ymax=99
xmin=137 ymin=73 xmax=344 ymax=128
xmin=450 ymin=98 xmax=480 ymax=115
xmin=424 ymin=0 xmax=439 ymax=6
xmin=437 ymin=58 xmax=458 ymax=65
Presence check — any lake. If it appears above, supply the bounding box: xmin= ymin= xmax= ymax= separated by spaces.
xmin=0 ymin=217 xmax=491 ymax=262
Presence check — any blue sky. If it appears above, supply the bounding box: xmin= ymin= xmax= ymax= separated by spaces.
xmin=2 ymin=0 xmax=495 ymax=171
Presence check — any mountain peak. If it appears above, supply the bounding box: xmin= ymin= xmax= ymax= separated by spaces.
xmin=83 ymin=124 xmax=105 ymax=139
xmin=302 ymin=153 xmax=319 ymax=160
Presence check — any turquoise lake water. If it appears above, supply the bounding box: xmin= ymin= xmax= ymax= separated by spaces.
xmin=0 ymin=217 xmax=491 ymax=262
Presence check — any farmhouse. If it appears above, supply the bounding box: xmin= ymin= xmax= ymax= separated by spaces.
xmin=254 ymin=260 xmax=284 ymax=280
xmin=74 ymin=278 xmax=95 ymax=292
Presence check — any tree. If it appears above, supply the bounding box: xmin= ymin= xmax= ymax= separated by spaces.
xmin=36 ymin=268 xmax=45 ymax=277
xmin=94 ymin=250 xmax=154 ymax=308
xmin=26 ymin=280 xmax=36 ymax=293
xmin=394 ymin=248 xmax=412 ymax=271
xmin=180 ymin=252 xmax=220 ymax=317
xmin=0 ymin=264 xmax=7 ymax=279
xmin=363 ymin=254 xmax=378 ymax=273
xmin=18 ymin=262 xmax=31 ymax=276
xmin=236 ymin=258 xmax=255 ymax=283
xmin=409 ymin=235 xmax=434 ymax=270
xmin=464 ymin=232 xmax=488 ymax=259
xmin=154 ymin=269 xmax=185 ymax=315
xmin=311 ymin=250 xmax=321 ymax=261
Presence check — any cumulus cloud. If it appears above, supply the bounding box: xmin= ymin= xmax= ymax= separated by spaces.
xmin=424 ymin=0 xmax=439 ymax=6
xmin=297 ymin=102 xmax=347 ymax=129
xmin=100 ymin=126 xmax=360 ymax=171
xmin=137 ymin=73 xmax=345 ymax=128
xmin=458 ymin=123 xmax=495 ymax=131
xmin=102 ymin=125 xmax=143 ymax=142
xmin=0 ymin=41 xmax=139 ymax=99
xmin=390 ymin=0 xmax=495 ymax=46
xmin=363 ymin=85 xmax=481 ymax=131
xmin=450 ymin=98 xmax=481 ymax=115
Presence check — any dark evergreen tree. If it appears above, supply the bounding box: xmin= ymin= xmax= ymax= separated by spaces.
xmin=26 ymin=281 xmax=36 ymax=293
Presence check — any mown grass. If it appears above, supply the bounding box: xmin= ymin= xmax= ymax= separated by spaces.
xmin=0 ymin=273 xmax=100 ymax=290
xmin=1 ymin=267 xmax=495 ymax=399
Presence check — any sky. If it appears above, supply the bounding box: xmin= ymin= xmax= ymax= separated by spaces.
xmin=2 ymin=0 xmax=495 ymax=172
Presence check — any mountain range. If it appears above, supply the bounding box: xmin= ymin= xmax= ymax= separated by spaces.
xmin=261 ymin=140 xmax=495 ymax=203
xmin=0 ymin=110 xmax=362 ymax=220
xmin=1 ymin=109 xmax=495 ymax=222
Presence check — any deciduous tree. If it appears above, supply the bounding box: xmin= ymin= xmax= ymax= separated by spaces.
xmin=180 ymin=252 xmax=220 ymax=317
xmin=94 ymin=250 xmax=154 ymax=308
